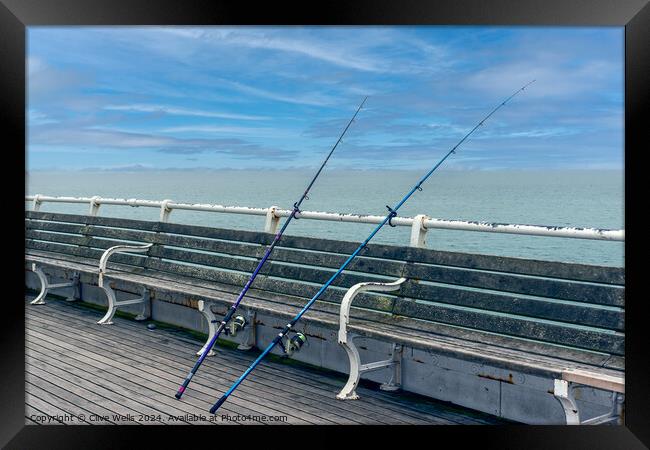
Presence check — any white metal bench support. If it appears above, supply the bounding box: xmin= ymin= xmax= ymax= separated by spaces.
xmin=553 ymin=377 xmax=625 ymax=425
xmin=97 ymin=243 xmax=153 ymax=325
xmin=97 ymin=283 xmax=150 ymax=325
xmin=98 ymin=243 xmax=153 ymax=287
xmin=196 ymin=302 xmax=257 ymax=356
xmin=553 ymin=379 xmax=581 ymax=425
xmin=336 ymin=277 xmax=407 ymax=400
xmin=197 ymin=300 xmax=217 ymax=357
xmin=29 ymin=264 xmax=80 ymax=305
xmin=236 ymin=309 xmax=256 ymax=351
xmin=581 ymin=392 xmax=624 ymax=425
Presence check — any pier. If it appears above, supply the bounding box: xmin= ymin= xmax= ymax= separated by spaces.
xmin=24 ymin=195 xmax=625 ymax=425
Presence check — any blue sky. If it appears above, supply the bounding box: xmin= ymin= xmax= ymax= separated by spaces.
xmin=27 ymin=26 xmax=624 ymax=171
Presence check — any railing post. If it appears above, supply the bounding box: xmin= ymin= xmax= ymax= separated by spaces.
xmin=89 ymin=196 xmax=101 ymax=216
xmin=410 ymin=214 xmax=428 ymax=248
xmin=264 ymin=205 xmax=280 ymax=234
xmin=32 ymin=194 xmax=42 ymax=211
xmin=160 ymin=199 xmax=173 ymax=222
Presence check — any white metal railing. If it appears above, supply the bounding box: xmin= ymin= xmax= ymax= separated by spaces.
xmin=25 ymin=194 xmax=625 ymax=246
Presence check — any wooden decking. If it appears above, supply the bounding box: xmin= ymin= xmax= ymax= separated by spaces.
xmin=25 ymin=295 xmax=507 ymax=425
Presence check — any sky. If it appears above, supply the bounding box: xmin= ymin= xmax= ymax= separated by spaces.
xmin=27 ymin=26 xmax=624 ymax=171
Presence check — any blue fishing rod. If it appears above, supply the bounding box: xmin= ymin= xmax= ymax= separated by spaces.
xmin=174 ymin=97 xmax=368 ymax=400
xmin=209 ymin=81 xmax=535 ymax=414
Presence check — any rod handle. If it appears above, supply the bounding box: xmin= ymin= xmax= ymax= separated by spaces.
xmin=175 ymin=374 xmax=193 ymax=399
xmin=210 ymin=395 xmax=228 ymax=414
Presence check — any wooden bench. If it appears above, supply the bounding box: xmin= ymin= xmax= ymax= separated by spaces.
xmin=24 ymin=210 xmax=624 ymax=424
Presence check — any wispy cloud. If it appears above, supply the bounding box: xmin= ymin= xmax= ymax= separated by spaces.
xmin=158 ymin=27 xmax=441 ymax=74
xmin=28 ymin=109 xmax=59 ymax=125
xmin=26 ymin=26 xmax=623 ymax=171
xmin=104 ymin=103 xmax=268 ymax=120
xmin=216 ymin=78 xmax=340 ymax=107
xmin=29 ymin=126 xmax=297 ymax=160
xmin=159 ymin=125 xmax=293 ymax=139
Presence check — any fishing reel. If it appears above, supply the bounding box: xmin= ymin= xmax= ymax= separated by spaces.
xmin=224 ymin=315 xmax=247 ymax=337
xmin=279 ymin=332 xmax=307 ymax=357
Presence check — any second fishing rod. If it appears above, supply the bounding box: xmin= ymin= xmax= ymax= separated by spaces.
xmin=209 ymin=80 xmax=535 ymax=414
xmin=174 ymin=97 xmax=367 ymax=399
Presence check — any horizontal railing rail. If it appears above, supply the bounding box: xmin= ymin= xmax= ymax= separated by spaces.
xmin=25 ymin=194 xmax=625 ymax=243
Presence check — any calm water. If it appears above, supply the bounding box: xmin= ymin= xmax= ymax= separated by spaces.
xmin=26 ymin=170 xmax=624 ymax=267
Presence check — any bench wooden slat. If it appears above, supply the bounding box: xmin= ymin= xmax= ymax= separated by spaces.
xmin=26 ymin=225 xmax=624 ymax=329
xmin=26 ymin=252 xmax=622 ymax=350
xmin=141 ymin=257 xmax=397 ymax=312
xmin=398 ymin=281 xmax=624 ymax=331
xmin=26 ymin=211 xmax=624 ymax=284
xmin=26 ymin=211 xmax=626 ymax=361
xmin=28 ymin=224 xmax=624 ymax=313
xmin=26 ymin=240 xmax=147 ymax=271
xmin=26 ymin=222 xmax=408 ymax=278
xmin=26 ymin=251 xmax=625 ymax=372
xmin=403 ymin=262 xmax=624 ymax=307
xmin=25 ymin=228 xmax=390 ymax=299
xmin=404 ymin=246 xmax=624 ymax=285
xmin=26 ymin=219 xmax=87 ymax=235
xmin=28 ymin=242 xmax=623 ymax=354
xmin=391 ymin=299 xmax=624 ymax=355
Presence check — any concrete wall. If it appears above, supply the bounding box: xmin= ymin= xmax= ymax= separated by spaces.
xmin=25 ymin=268 xmax=615 ymax=424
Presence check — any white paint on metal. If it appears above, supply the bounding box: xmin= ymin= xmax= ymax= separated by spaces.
xmin=553 ymin=370 xmax=625 ymax=425
xmin=553 ymin=379 xmax=581 ymax=425
xmin=196 ymin=300 xmax=217 ymax=357
xmin=160 ymin=199 xmax=173 ymax=222
xmin=409 ymin=214 xmax=428 ymax=248
xmin=336 ymin=278 xmax=407 ymax=400
xmin=96 ymin=243 xmax=153 ymax=324
xmin=422 ymin=218 xmax=624 ymax=241
xmin=98 ymin=243 xmax=153 ymax=287
xmin=89 ymin=196 xmax=101 ymax=216
xmin=236 ymin=309 xmax=256 ymax=351
xmin=97 ymin=284 xmax=149 ymax=325
xmin=25 ymin=195 xmax=625 ymax=241
xmin=29 ymin=263 xmax=79 ymax=305
xmin=32 ymin=194 xmax=42 ymax=211
xmin=264 ymin=205 xmax=281 ymax=233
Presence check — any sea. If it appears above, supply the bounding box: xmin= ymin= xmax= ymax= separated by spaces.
xmin=26 ymin=169 xmax=624 ymax=267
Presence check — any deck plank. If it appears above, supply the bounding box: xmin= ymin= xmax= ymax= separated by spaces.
xmin=26 ymin=372 xmax=116 ymax=424
xmin=25 ymin=296 xmax=507 ymax=425
xmin=28 ymin=307 xmax=432 ymax=425
xmin=26 ymin=328 xmax=300 ymax=424
xmin=29 ymin=300 xmax=491 ymax=424
xmin=26 ymin=323 xmax=331 ymax=424
xmin=28 ymin=304 xmax=467 ymax=424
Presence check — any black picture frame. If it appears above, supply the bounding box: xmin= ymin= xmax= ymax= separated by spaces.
xmin=2 ymin=0 xmax=647 ymax=447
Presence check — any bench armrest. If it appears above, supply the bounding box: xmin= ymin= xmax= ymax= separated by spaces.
xmin=98 ymin=243 xmax=153 ymax=287
xmin=562 ymin=368 xmax=624 ymax=394
xmin=338 ymin=277 xmax=407 ymax=344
